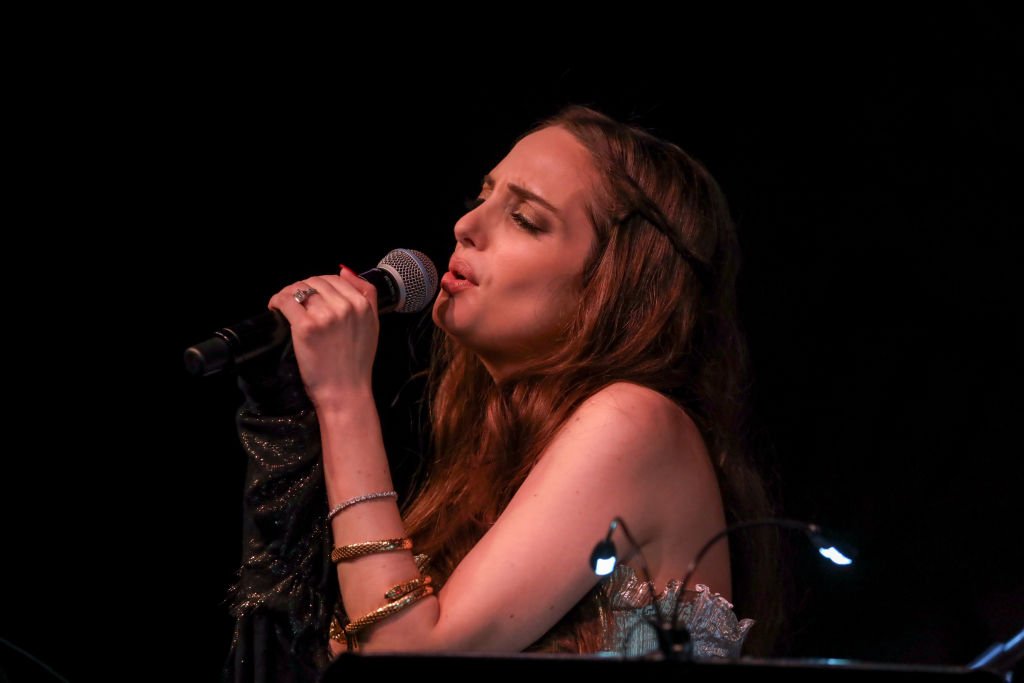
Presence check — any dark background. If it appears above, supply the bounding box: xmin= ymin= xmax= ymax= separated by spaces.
xmin=3 ymin=10 xmax=1021 ymax=682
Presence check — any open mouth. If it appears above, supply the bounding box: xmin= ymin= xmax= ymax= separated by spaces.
xmin=447 ymin=257 xmax=477 ymax=286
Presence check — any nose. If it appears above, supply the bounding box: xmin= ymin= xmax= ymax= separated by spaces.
xmin=454 ymin=199 xmax=485 ymax=249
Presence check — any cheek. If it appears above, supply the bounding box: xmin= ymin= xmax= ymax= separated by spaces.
xmin=497 ymin=266 xmax=581 ymax=330
xmin=495 ymin=237 xmax=586 ymax=305
xmin=496 ymin=249 xmax=576 ymax=296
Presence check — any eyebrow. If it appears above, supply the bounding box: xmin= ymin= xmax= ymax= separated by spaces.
xmin=482 ymin=175 xmax=560 ymax=215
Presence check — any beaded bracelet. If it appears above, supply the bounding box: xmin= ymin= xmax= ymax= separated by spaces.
xmin=330 ymin=537 xmax=412 ymax=564
xmin=327 ymin=490 xmax=397 ymax=523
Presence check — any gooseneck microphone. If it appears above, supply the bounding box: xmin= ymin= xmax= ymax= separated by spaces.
xmin=678 ymin=517 xmax=855 ymax=659
xmin=678 ymin=517 xmax=854 ymax=596
xmin=183 ymin=248 xmax=438 ymax=377
xmin=592 ymin=516 xmax=856 ymax=661
xmin=671 ymin=517 xmax=855 ymax=657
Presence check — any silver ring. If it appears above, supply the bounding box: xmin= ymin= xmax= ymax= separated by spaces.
xmin=293 ymin=287 xmax=318 ymax=304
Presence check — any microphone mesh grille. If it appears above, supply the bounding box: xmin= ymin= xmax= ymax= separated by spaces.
xmin=379 ymin=249 xmax=438 ymax=313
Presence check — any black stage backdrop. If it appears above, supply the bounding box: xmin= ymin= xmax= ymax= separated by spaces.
xmin=3 ymin=11 xmax=1020 ymax=682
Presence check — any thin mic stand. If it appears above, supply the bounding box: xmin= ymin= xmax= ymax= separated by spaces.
xmin=591 ymin=517 xmax=690 ymax=660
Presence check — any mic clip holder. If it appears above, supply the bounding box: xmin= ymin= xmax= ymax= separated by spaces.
xmin=653 ymin=617 xmax=692 ymax=661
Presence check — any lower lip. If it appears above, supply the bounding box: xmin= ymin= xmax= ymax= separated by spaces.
xmin=440 ymin=271 xmax=477 ymax=295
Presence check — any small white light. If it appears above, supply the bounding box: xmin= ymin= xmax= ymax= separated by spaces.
xmin=819 ymin=546 xmax=853 ymax=565
xmin=594 ymin=556 xmax=617 ymax=576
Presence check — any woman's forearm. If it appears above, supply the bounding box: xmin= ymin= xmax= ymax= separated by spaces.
xmin=317 ymin=392 xmax=441 ymax=648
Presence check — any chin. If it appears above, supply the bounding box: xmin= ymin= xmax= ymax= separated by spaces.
xmin=432 ymin=293 xmax=464 ymax=339
xmin=431 ymin=294 xmax=448 ymax=330
xmin=433 ymin=296 xmax=490 ymax=355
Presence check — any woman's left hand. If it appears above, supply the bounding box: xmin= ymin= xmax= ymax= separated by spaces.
xmin=268 ymin=267 xmax=379 ymax=410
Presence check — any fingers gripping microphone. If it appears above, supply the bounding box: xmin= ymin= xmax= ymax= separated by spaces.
xmin=363 ymin=248 xmax=439 ymax=315
xmin=183 ymin=249 xmax=438 ymax=377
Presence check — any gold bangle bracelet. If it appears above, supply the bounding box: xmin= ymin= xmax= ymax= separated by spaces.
xmin=385 ymin=574 xmax=433 ymax=601
xmin=330 ymin=537 xmax=413 ymax=563
xmin=344 ymin=585 xmax=434 ymax=638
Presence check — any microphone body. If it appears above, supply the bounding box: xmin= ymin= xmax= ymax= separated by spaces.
xmin=184 ymin=249 xmax=437 ymax=377
xmin=184 ymin=310 xmax=290 ymax=377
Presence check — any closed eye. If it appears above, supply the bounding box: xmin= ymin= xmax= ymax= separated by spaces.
xmin=511 ymin=211 xmax=542 ymax=234
xmin=463 ymin=196 xmax=544 ymax=235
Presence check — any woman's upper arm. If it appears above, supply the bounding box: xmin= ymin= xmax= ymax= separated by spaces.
xmin=384 ymin=382 xmax=686 ymax=652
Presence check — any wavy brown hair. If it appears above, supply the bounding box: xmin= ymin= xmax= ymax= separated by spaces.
xmin=402 ymin=104 xmax=782 ymax=654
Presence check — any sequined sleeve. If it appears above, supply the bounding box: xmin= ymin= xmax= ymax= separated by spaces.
xmin=223 ymin=347 xmax=336 ymax=682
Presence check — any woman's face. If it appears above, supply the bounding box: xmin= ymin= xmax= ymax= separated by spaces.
xmin=432 ymin=125 xmax=600 ymax=379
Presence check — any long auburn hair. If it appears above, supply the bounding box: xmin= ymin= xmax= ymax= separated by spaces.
xmin=402 ymin=104 xmax=782 ymax=654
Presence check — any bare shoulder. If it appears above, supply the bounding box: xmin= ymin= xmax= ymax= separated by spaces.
xmin=576 ymin=382 xmax=700 ymax=443
xmin=581 ymin=381 xmax=686 ymax=421
xmin=553 ymin=381 xmax=705 ymax=472
xmin=569 ymin=383 xmax=725 ymax=586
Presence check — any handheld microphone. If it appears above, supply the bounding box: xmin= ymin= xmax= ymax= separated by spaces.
xmin=183 ymin=248 xmax=438 ymax=377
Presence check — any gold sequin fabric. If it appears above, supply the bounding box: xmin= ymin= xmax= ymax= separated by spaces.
xmin=223 ymin=348 xmax=337 ymax=680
